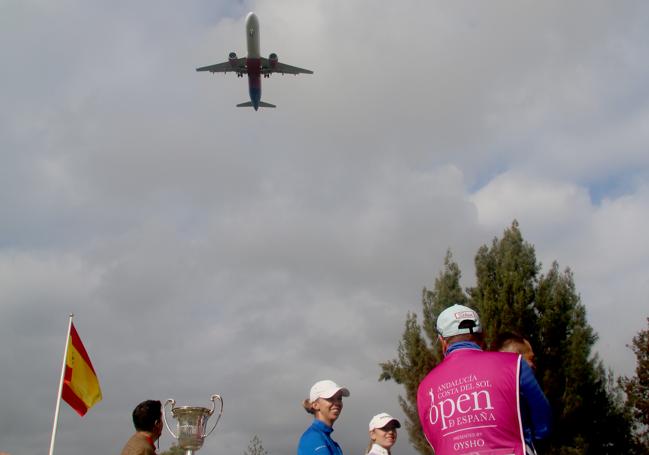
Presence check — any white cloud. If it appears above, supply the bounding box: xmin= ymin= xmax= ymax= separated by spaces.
xmin=472 ymin=172 xmax=649 ymax=374
xmin=470 ymin=171 xmax=592 ymax=232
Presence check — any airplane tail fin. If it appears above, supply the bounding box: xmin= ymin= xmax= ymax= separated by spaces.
xmin=236 ymin=101 xmax=276 ymax=108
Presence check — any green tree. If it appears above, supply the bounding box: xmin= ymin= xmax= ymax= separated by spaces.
xmin=379 ymin=251 xmax=468 ymax=455
xmin=159 ymin=443 xmax=185 ymax=455
xmin=621 ymin=317 xmax=649 ymax=451
xmin=380 ymin=221 xmax=636 ymax=454
xmin=534 ymin=262 xmax=636 ymax=453
xmin=470 ymin=220 xmax=539 ymax=348
xmin=244 ymin=435 xmax=269 ymax=455
xmin=422 ymin=251 xmax=469 ymax=343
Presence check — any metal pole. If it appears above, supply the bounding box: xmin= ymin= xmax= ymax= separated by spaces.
xmin=48 ymin=314 xmax=73 ymax=455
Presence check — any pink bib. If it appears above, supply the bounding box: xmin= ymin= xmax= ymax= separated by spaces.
xmin=417 ymin=349 xmax=524 ymax=455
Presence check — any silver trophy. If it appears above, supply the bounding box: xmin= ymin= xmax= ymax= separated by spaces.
xmin=163 ymin=394 xmax=223 ymax=455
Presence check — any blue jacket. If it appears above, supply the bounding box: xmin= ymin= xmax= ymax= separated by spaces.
xmin=446 ymin=341 xmax=551 ymax=445
xmin=297 ymin=419 xmax=343 ymax=455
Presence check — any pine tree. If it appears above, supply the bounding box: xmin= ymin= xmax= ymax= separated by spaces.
xmin=534 ymin=262 xmax=636 ymax=453
xmin=422 ymin=251 xmax=469 ymax=342
xmin=379 ymin=312 xmax=434 ymax=455
xmin=379 ymin=251 xmax=469 ymax=455
xmin=380 ymin=221 xmax=636 ymax=454
xmin=244 ymin=435 xmax=269 ymax=455
xmin=472 ymin=224 xmax=634 ymax=453
xmin=159 ymin=443 xmax=185 ymax=455
xmin=621 ymin=317 xmax=649 ymax=451
xmin=470 ymin=220 xmax=538 ymax=348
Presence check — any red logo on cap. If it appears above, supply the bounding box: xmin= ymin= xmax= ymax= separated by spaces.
xmin=454 ymin=311 xmax=475 ymax=319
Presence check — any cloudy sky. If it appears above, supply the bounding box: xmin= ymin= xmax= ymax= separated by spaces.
xmin=1 ymin=0 xmax=648 ymax=454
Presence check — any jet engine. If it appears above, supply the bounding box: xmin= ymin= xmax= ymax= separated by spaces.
xmin=229 ymin=52 xmax=238 ymax=67
xmin=268 ymin=53 xmax=278 ymax=69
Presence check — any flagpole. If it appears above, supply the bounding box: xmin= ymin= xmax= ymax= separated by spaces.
xmin=49 ymin=314 xmax=73 ymax=455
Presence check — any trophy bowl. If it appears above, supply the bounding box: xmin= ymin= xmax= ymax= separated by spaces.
xmin=163 ymin=394 xmax=223 ymax=454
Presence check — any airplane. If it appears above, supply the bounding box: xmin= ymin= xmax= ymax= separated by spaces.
xmin=196 ymin=12 xmax=313 ymax=111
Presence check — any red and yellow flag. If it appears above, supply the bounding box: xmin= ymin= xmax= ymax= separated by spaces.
xmin=61 ymin=322 xmax=102 ymax=416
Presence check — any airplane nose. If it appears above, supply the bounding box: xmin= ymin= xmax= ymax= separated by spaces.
xmin=246 ymin=11 xmax=259 ymax=28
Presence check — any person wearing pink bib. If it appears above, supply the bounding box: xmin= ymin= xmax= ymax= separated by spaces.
xmin=416 ymin=305 xmax=551 ymax=455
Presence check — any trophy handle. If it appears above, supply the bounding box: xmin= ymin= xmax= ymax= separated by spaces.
xmin=203 ymin=394 xmax=224 ymax=438
xmin=163 ymin=398 xmax=178 ymax=439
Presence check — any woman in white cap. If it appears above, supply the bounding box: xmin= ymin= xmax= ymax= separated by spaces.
xmin=366 ymin=413 xmax=400 ymax=455
xmin=297 ymin=379 xmax=350 ymax=455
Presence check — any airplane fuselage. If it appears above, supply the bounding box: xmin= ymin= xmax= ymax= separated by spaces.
xmin=245 ymin=12 xmax=262 ymax=110
xmin=196 ymin=11 xmax=312 ymax=109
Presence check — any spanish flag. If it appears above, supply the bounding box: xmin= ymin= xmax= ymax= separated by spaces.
xmin=61 ymin=322 xmax=102 ymax=416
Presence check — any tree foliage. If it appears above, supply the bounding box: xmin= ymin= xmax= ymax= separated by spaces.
xmin=244 ymin=435 xmax=269 ymax=455
xmin=470 ymin=222 xmax=539 ymax=347
xmin=379 ymin=251 xmax=466 ymax=455
xmin=379 ymin=312 xmax=434 ymax=455
xmin=159 ymin=443 xmax=185 ymax=455
xmin=380 ymin=221 xmax=636 ymax=454
xmin=160 ymin=434 xmax=270 ymax=455
xmin=621 ymin=317 xmax=649 ymax=451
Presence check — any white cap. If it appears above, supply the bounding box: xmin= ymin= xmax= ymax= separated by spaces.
xmin=436 ymin=304 xmax=481 ymax=338
xmin=309 ymin=380 xmax=350 ymax=402
xmin=369 ymin=412 xmax=401 ymax=431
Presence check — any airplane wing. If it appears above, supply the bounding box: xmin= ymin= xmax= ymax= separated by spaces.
xmin=196 ymin=58 xmax=247 ymax=73
xmin=260 ymin=58 xmax=313 ymax=75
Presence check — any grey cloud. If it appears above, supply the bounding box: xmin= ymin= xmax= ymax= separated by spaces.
xmin=2 ymin=1 xmax=649 ymax=455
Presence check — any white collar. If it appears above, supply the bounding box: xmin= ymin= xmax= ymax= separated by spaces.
xmin=369 ymin=444 xmax=390 ymax=455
